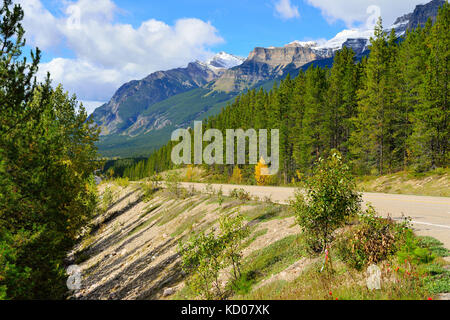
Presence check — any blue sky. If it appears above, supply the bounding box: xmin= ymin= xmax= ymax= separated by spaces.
xmin=37 ymin=0 xmax=347 ymax=60
xmin=17 ymin=0 xmax=426 ymax=113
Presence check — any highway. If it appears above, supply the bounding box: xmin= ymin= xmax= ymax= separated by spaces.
xmin=179 ymin=182 xmax=450 ymax=250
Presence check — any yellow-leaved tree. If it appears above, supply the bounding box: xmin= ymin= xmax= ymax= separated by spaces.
xmin=255 ymin=157 xmax=271 ymax=186
xmin=230 ymin=166 xmax=243 ymax=184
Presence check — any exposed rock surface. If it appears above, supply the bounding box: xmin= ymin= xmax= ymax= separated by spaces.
xmin=69 ymin=184 xmax=298 ymax=300
xmin=406 ymin=0 xmax=446 ymax=30
xmin=92 ymin=61 xmax=223 ymax=136
xmin=342 ymin=38 xmax=369 ymax=56
xmin=212 ymin=45 xmax=331 ymax=92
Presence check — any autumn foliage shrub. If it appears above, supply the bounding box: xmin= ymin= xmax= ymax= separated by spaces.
xmin=335 ymin=207 xmax=410 ymax=270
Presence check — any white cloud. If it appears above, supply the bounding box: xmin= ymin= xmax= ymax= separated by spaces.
xmin=306 ymin=0 xmax=427 ymax=28
xmin=18 ymin=0 xmax=62 ymax=49
xmin=275 ymin=0 xmax=300 ymax=20
xmin=17 ymin=0 xmax=224 ymax=102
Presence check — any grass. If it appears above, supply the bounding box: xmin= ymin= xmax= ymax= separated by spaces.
xmin=240 ymin=259 xmax=432 ymax=300
xmin=127 ymin=205 xmax=164 ymax=237
xmin=237 ymin=232 xmax=450 ymax=300
xmin=356 ymin=169 xmax=450 ymax=197
xmin=171 ymin=210 xmax=207 ymax=238
xmin=242 ymin=228 xmax=268 ymax=249
xmin=237 ymin=234 xmax=306 ymax=288
xmin=157 ymin=201 xmax=197 ymax=226
xmin=112 ymin=177 xmax=131 ymax=188
xmin=172 ymin=284 xmax=196 ymax=300
xmin=243 ymin=204 xmax=293 ymax=222
xmin=138 ymin=204 xmax=162 ymax=220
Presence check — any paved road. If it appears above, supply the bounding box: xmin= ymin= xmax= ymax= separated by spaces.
xmin=179 ymin=182 xmax=450 ymax=250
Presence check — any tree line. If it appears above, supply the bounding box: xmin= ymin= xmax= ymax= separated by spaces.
xmin=121 ymin=4 xmax=449 ymax=183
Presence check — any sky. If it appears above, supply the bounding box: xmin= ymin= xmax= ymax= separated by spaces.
xmin=16 ymin=0 xmax=429 ymax=114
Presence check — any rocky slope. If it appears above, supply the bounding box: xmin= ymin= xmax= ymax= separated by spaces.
xmin=212 ymin=45 xmax=332 ymax=92
xmin=402 ymin=0 xmax=445 ymax=32
xmin=68 ymin=181 xmax=450 ymax=300
xmin=92 ymin=53 xmax=244 ymax=136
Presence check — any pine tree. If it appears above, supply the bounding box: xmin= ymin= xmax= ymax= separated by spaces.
xmin=298 ymin=66 xmax=328 ymax=172
xmin=351 ymin=18 xmax=392 ymax=175
xmin=325 ymin=47 xmax=358 ymax=158
xmin=409 ymin=3 xmax=449 ymax=170
xmin=0 ymin=1 xmax=100 ymax=299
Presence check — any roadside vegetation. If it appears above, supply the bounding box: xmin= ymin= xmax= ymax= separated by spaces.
xmin=174 ymin=153 xmax=449 ymax=300
xmin=356 ymin=168 xmax=450 ymax=197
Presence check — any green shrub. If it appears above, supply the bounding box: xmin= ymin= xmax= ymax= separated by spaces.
xmin=422 ymin=265 xmax=450 ymax=294
xmin=217 ymin=188 xmax=224 ymax=206
xmin=140 ymin=181 xmax=159 ymax=202
xmin=166 ymin=171 xmax=183 ymax=198
xmin=101 ymin=187 xmax=114 ymax=211
xmin=396 ymin=231 xmax=435 ymax=265
xmin=113 ymin=177 xmax=130 ymax=187
xmin=178 ymin=213 xmax=249 ymax=299
xmin=293 ymin=152 xmax=361 ymax=253
xmin=230 ymin=272 xmax=255 ymax=295
xmin=417 ymin=236 xmax=450 ymax=257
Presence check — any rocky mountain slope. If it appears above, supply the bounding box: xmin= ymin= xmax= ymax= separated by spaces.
xmin=394 ymin=0 xmax=446 ymax=34
xmin=212 ymin=45 xmax=332 ymax=92
xmin=91 ymin=0 xmax=445 ymax=158
xmin=92 ymin=53 xmax=244 ymax=136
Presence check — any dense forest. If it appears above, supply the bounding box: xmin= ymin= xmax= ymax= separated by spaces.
xmin=0 ymin=1 xmax=100 ymax=299
xmin=121 ymin=5 xmax=449 ymax=183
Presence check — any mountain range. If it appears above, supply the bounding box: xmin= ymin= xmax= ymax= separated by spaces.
xmin=91 ymin=0 xmax=446 ymax=158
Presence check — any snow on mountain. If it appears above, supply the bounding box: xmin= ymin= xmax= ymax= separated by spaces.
xmin=286 ymin=27 xmax=375 ymax=54
xmin=286 ymin=18 xmax=411 ymax=56
xmin=317 ymin=28 xmax=375 ymax=50
xmin=285 ymin=40 xmax=318 ymax=48
xmin=206 ymin=52 xmax=245 ymax=70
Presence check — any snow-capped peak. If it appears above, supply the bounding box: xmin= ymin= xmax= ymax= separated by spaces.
xmin=315 ymin=28 xmax=375 ymax=50
xmin=206 ymin=52 xmax=245 ymax=70
xmin=287 ymin=18 xmax=407 ymax=55
xmin=285 ymin=40 xmax=318 ymax=48
xmin=285 ymin=28 xmax=374 ymax=55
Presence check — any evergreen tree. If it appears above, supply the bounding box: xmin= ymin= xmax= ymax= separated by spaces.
xmin=0 ymin=1 xmax=99 ymax=299
xmin=325 ymin=47 xmax=358 ymax=158
xmin=351 ymin=18 xmax=392 ymax=175
xmin=409 ymin=3 xmax=449 ymax=170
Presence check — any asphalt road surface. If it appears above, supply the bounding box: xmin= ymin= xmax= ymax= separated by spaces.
xmin=179 ymin=182 xmax=450 ymax=250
